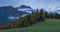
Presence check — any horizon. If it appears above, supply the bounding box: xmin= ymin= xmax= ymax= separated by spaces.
xmin=0 ymin=0 xmax=60 ymax=11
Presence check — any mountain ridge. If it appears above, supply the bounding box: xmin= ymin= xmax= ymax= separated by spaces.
xmin=16 ymin=5 xmax=32 ymax=9
xmin=0 ymin=6 xmax=28 ymax=25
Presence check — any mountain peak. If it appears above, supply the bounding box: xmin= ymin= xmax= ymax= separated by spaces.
xmin=17 ymin=5 xmax=32 ymax=9
xmin=0 ymin=6 xmax=28 ymax=25
xmin=0 ymin=6 xmax=13 ymax=8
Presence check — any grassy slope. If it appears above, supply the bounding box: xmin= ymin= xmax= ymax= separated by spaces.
xmin=0 ymin=18 xmax=60 ymax=32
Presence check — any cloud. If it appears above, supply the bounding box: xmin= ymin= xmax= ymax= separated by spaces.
xmin=0 ymin=0 xmax=60 ymax=10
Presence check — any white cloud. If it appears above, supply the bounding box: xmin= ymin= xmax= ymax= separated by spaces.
xmin=0 ymin=0 xmax=60 ymax=10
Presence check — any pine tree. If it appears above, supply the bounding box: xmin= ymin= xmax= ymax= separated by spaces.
xmin=39 ymin=9 xmax=45 ymax=21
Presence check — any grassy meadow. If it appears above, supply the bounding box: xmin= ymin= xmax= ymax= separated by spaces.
xmin=0 ymin=18 xmax=60 ymax=32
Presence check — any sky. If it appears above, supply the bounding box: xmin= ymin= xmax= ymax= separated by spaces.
xmin=0 ymin=0 xmax=60 ymax=11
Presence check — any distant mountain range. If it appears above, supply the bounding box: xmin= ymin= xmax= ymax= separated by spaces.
xmin=16 ymin=5 xmax=32 ymax=9
xmin=1 ymin=5 xmax=60 ymax=25
xmin=0 ymin=6 xmax=29 ymax=25
xmin=56 ymin=10 xmax=60 ymax=11
xmin=55 ymin=10 xmax=60 ymax=14
xmin=17 ymin=5 xmax=33 ymax=14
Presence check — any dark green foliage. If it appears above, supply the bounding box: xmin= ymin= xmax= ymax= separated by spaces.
xmin=39 ymin=9 xmax=45 ymax=21
xmin=7 ymin=9 xmax=45 ymax=29
xmin=45 ymin=12 xmax=49 ymax=18
xmin=0 ymin=8 xmax=46 ymax=30
xmin=4 ymin=9 xmax=60 ymax=29
xmin=47 ymin=12 xmax=60 ymax=19
xmin=55 ymin=13 xmax=60 ymax=19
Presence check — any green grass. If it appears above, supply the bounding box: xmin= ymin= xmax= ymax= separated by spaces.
xmin=0 ymin=18 xmax=60 ymax=32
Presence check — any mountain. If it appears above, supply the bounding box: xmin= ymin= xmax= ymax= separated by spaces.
xmin=16 ymin=5 xmax=33 ymax=14
xmin=0 ymin=6 xmax=28 ymax=25
xmin=55 ymin=10 xmax=60 ymax=14
xmin=16 ymin=5 xmax=32 ymax=9
xmin=56 ymin=10 xmax=60 ymax=11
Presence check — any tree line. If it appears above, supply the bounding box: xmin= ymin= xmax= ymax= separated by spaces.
xmin=7 ymin=9 xmax=45 ymax=29
xmin=0 ymin=9 xmax=45 ymax=29
xmin=0 ymin=8 xmax=60 ymax=30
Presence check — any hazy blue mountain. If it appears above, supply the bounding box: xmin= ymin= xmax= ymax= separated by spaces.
xmin=16 ymin=5 xmax=34 ymax=14
xmin=0 ymin=6 xmax=28 ymax=25
xmin=56 ymin=10 xmax=60 ymax=11
xmin=55 ymin=10 xmax=60 ymax=14
xmin=16 ymin=5 xmax=32 ymax=9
